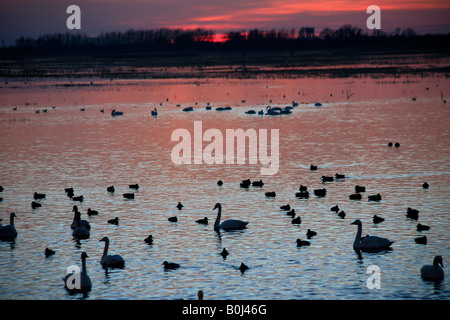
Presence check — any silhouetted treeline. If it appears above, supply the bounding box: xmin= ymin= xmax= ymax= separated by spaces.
xmin=2 ymin=25 xmax=450 ymax=57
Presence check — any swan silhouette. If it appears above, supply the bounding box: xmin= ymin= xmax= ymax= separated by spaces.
xmin=111 ymin=109 xmax=123 ymax=116
xmin=213 ymin=203 xmax=248 ymax=231
xmin=421 ymin=256 xmax=444 ymax=281
xmin=99 ymin=237 xmax=125 ymax=268
xmin=72 ymin=213 xmax=90 ymax=239
xmin=71 ymin=206 xmax=91 ymax=230
xmin=351 ymin=219 xmax=393 ymax=251
xmin=265 ymin=106 xmax=281 ymax=115
xmin=0 ymin=212 xmax=17 ymax=241
xmin=63 ymin=252 xmax=92 ymax=293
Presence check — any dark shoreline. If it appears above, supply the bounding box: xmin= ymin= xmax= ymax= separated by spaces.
xmin=1 ymin=48 xmax=450 ymax=80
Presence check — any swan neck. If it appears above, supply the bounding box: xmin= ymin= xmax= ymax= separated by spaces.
xmin=354 ymin=223 xmax=362 ymax=248
xmin=81 ymin=256 xmax=87 ymax=276
xmin=214 ymin=206 xmax=222 ymax=229
xmin=102 ymin=239 xmax=109 ymax=258
xmin=10 ymin=214 xmax=15 ymax=227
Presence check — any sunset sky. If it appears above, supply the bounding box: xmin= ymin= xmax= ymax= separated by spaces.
xmin=0 ymin=0 xmax=449 ymax=43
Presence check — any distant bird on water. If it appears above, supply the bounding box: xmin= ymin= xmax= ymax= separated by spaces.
xmin=372 ymin=215 xmax=385 ymax=224
xmin=220 ymin=248 xmax=229 ymax=258
xmin=296 ymin=239 xmax=311 ymax=247
xmin=123 ymin=193 xmax=134 ymax=199
xmin=195 ymin=217 xmax=208 ymax=224
xmin=31 ymin=201 xmax=41 ymax=209
xmin=144 ymin=234 xmax=153 ymax=244
xmin=291 ymin=216 xmax=301 ymax=224
xmin=406 ymin=207 xmax=419 ymax=220
xmin=33 ymin=192 xmax=46 ymax=200
xmin=163 ymin=261 xmax=180 ymax=270
xmin=306 ymin=229 xmax=317 ymax=239
xmin=368 ymin=194 xmax=382 ymax=201
xmin=415 ymin=235 xmax=427 ymax=245
xmin=111 ymin=109 xmax=123 ymax=116
xmin=87 ymin=208 xmax=98 ymax=216
xmin=338 ymin=210 xmax=346 ymax=219
xmin=417 ymin=223 xmax=430 ymax=231
xmin=45 ymin=248 xmax=55 ymax=257
xmin=107 ymin=217 xmax=120 ymax=225
xmin=239 ymin=263 xmax=249 ymax=273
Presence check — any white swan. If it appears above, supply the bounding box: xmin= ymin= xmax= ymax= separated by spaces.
xmin=351 ymin=219 xmax=393 ymax=251
xmin=421 ymin=256 xmax=444 ymax=281
xmin=0 ymin=212 xmax=17 ymax=241
xmin=63 ymin=252 xmax=92 ymax=292
xmin=99 ymin=236 xmax=125 ymax=268
xmin=213 ymin=203 xmax=248 ymax=231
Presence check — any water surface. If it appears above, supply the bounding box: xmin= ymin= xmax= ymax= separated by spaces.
xmin=0 ymin=73 xmax=449 ymax=300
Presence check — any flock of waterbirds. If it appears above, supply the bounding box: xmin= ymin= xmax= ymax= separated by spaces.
xmin=0 ymin=151 xmax=445 ymax=297
xmin=1 ymin=86 xmax=447 ymax=297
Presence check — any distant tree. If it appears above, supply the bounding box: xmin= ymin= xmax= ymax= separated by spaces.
xmin=401 ymin=28 xmax=416 ymax=37
xmin=319 ymin=28 xmax=335 ymax=40
xmin=334 ymin=24 xmax=363 ymax=40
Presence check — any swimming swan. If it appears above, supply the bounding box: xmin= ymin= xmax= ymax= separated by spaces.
xmin=351 ymin=219 xmax=393 ymax=251
xmin=71 ymin=206 xmax=91 ymax=230
xmin=421 ymin=256 xmax=444 ymax=281
xmin=63 ymin=252 xmax=92 ymax=292
xmin=99 ymin=236 xmax=125 ymax=268
xmin=72 ymin=213 xmax=90 ymax=239
xmin=213 ymin=203 xmax=248 ymax=231
xmin=111 ymin=109 xmax=123 ymax=116
xmin=0 ymin=212 xmax=17 ymax=240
